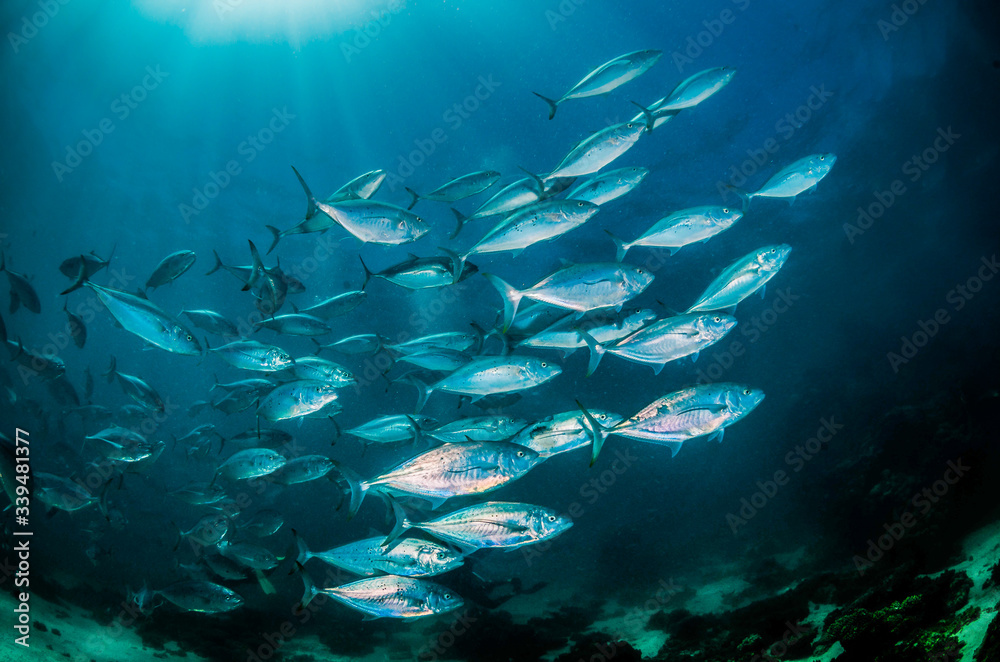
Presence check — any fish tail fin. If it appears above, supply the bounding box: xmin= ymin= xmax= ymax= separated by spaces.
xmin=404 ymin=187 xmax=421 ymax=210
xmin=331 ymin=461 xmax=368 ymax=519
xmin=381 ymin=495 xmax=413 ymax=547
xmin=246 ymin=240 xmax=263 ymax=291
xmin=576 ymin=399 xmax=610 ymax=467
xmin=482 ymin=273 xmax=523 ymax=333
xmin=517 ymin=166 xmax=547 ymax=194
xmin=399 ymin=374 xmax=432 ymax=413
xmin=404 ymin=415 xmax=422 ymax=445
xmin=724 ymin=185 xmax=752 ymax=212
xmin=265 ymin=225 xmax=283 ymax=255
xmin=438 ymin=247 xmax=464 ymax=284
xmin=605 ymin=230 xmax=630 ymax=262
xmin=468 ymin=320 xmax=486 ymax=354
xmin=358 ymin=256 xmax=373 ymax=291
xmin=577 ymin=329 xmax=606 ymax=377
xmin=102 ymin=356 xmax=117 ymax=383
xmin=60 ymin=256 xmax=89 ymax=295
xmin=291 ymin=165 xmax=319 ymax=221
xmin=533 ymin=92 xmax=559 ymax=120
xmin=292 ymin=528 xmax=312 ymax=565
xmin=206 ymin=250 xmax=224 ymax=275
xmin=449 ymin=208 xmax=469 ymax=239
xmin=295 ymin=561 xmax=320 ymax=609
xmin=630 ymin=101 xmax=656 ymax=132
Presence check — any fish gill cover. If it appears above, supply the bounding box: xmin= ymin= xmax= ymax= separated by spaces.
xmin=1 ymin=1 xmax=999 ymax=661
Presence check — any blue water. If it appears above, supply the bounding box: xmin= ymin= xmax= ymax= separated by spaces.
xmin=2 ymin=1 xmax=999 ymax=661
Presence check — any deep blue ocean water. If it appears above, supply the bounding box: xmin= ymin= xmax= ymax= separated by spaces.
xmin=1 ymin=1 xmax=999 ymax=661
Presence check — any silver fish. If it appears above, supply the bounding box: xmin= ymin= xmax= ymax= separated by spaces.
xmin=0 ymin=253 xmax=40 ymax=314
xmin=216 ymin=540 xmax=278 ymax=570
xmin=146 ymin=250 xmax=197 ymax=289
xmin=386 ymin=330 xmax=483 ymax=356
xmin=253 ymin=313 xmax=331 ymax=337
xmin=386 ymin=501 xmax=573 ymax=551
xmin=296 ymin=534 xmax=463 ymax=578
xmin=517 ymin=307 xmax=656 ymax=356
xmin=405 ymin=170 xmax=501 ymax=209
xmin=6 ymin=339 xmax=66 ymax=380
xmin=425 ymin=415 xmax=528 ymax=443
xmin=300 ymin=572 xmax=463 ymax=620
xmin=170 ymin=482 xmax=227 ymax=505
xmin=512 ymin=409 xmax=623 ymax=458
xmin=278 ymin=356 xmax=355 ymax=387
xmin=155 ymin=581 xmax=243 ymax=613
xmin=450 ymin=177 xmax=543 ymax=236
xmin=176 ymin=513 xmax=232 ymax=549
xmin=294 ymin=166 xmax=430 ymax=245
xmin=581 ymin=384 xmax=766 ymax=459
xmin=63 ymin=301 xmax=87 ymax=348
xmin=582 ymin=313 xmax=737 ymax=376
xmin=325 ymin=169 xmax=387 ymax=204
xmin=609 ymin=206 xmax=743 ymax=261
xmin=563 ymin=167 xmax=648 ymax=206
xmin=208 ymin=340 xmax=293 ymax=371
xmin=59 ymin=249 xmax=112 ymax=281
xmin=338 ymin=441 xmax=542 ymax=515
xmin=686 ymin=245 xmax=792 ymax=313
xmin=408 ymin=356 xmax=562 ymax=412
xmin=182 ymin=309 xmax=240 ymax=337
xmin=77 ymin=281 xmax=201 ymax=355
xmin=35 ymin=472 xmax=104 ymax=513
xmin=268 ymin=455 xmax=334 ymax=485
xmin=732 ymin=154 xmax=837 ymax=207
xmin=317 ymin=333 xmax=383 ymax=355
xmin=461 ymin=199 xmax=600 ymax=259
xmin=360 ymin=251 xmax=476 ymax=290
xmin=648 ymin=66 xmax=737 ymax=112
xmin=103 ymin=356 xmax=164 ymax=413
xmin=240 ymin=509 xmax=284 ymax=537
xmin=215 ymin=448 xmax=286 ymax=481
xmin=396 ymin=348 xmax=472 ymax=373
xmin=484 ymin=262 xmax=654 ymax=332
xmin=257 ymin=380 xmax=340 ymax=421
xmin=266 ymin=169 xmax=387 ymax=252
xmin=345 ymin=415 xmax=435 ymax=445
xmin=546 ymin=122 xmax=647 ymax=180
xmin=533 ymin=49 xmax=663 ymax=119
xmin=299 ymin=291 xmax=367 ymax=319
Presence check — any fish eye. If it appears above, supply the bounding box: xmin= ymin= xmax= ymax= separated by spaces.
xmin=743 ymin=388 xmax=751 ymax=395
xmin=819 ymin=155 xmax=825 ymax=160
xmin=626 ymin=123 xmax=634 ymax=128
xmin=516 ymin=450 xmax=525 ymax=457
xmin=713 ymin=316 xmax=721 ymax=322
xmin=723 ymin=208 xmax=729 ymax=213
xmin=770 ymin=248 xmax=776 ymax=253
xmin=186 ymin=335 xmax=193 ymax=341
xmin=547 ymin=515 xmax=556 ymax=522
xmin=443 ymin=593 xmax=452 ymax=599
xmin=540 ymin=362 xmax=547 ymax=367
